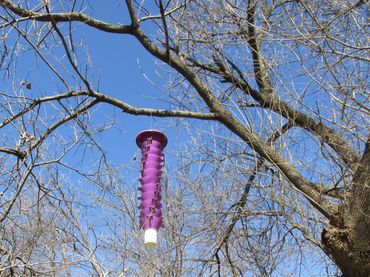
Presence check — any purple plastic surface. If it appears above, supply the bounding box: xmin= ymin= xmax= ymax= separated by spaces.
xmin=138 ymin=191 xmax=162 ymax=201
xmin=140 ymin=216 xmax=163 ymax=229
xmin=142 ymin=154 xmax=162 ymax=163
xmin=138 ymin=183 xmax=161 ymax=191
xmin=136 ymin=130 xmax=167 ymax=231
xmin=140 ymin=208 xmax=162 ymax=218
xmin=141 ymin=168 xmax=162 ymax=177
xmin=139 ymin=200 xmax=162 ymax=209
xmin=140 ymin=175 xmax=161 ymax=184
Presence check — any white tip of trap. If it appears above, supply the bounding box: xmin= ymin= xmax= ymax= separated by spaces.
xmin=144 ymin=228 xmax=157 ymax=247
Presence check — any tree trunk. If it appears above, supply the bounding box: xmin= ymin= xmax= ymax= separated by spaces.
xmin=322 ymin=139 xmax=370 ymax=277
xmin=322 ymin=223 xmax=370 ymax=277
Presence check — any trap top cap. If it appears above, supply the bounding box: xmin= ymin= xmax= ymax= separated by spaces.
xmin=136 ymin=130 xmax=168 ymax=149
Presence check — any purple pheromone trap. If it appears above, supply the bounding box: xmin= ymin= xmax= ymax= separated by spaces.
xmin=136 ymin=130 xmax=167 ymax=247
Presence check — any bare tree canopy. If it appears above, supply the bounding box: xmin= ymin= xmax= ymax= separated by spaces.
xmin=0 ymin=0 xmax=369 ymax=276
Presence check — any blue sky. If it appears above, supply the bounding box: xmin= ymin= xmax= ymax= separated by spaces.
xmin=72 ymin=2 xmax=187 ymax=166
xmin=0 ymin=1 xmax=185 ymax=165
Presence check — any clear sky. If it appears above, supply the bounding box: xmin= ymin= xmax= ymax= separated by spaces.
xmin=2 ymin=1 xmax=184 ymax=164
xmin=70 ymin=1 xmax=188 ymax=166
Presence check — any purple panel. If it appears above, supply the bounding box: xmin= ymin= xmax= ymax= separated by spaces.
xmin=138 ymin=191 xmax=162 ymax=201
xmin=141 ymin=168 xmax=162 ymax=177
xmin=145 ymin=145 xmax=163 ymax=153
xmin=140 ymin=175 xmax=161 ymax=184
xmin=138 ymin=195 xmax=162 ymax=212
xmin=143 ymin=161 xmax=162 ymax=170
xmin=142 ymin=153 xmax=163 ymax=163
xmin=139 ymin=199 xmax=162 ymax=209
xmin=138 ymin=183 xmax=160 ymax=192
xmin=140 ymin=216 xmax=163 ymax=229
xmin=142 ymin=140 xmax=163 ymax=149
xmin=140 ymin=208 xmax=162 ymax=218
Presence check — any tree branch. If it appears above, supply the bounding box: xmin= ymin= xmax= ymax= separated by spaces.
xmin=0 ymin=147 xmax=26 ymax=159
xmin=212 ymin=122 xmax=293 ymax=259
xmin=158 ymin=0 xmax=170 ymax=61
xmin=89 ymin=90 xmax=218 ymax=120
xmin=0 ymin=91 xmax=87 ymax=129
xmin=215 ymin=67 xmax=360 ymax=171
xmin=125 ymin=0 xmax=139 ymax=27
xmin=246 ymin=0 xmax=273 ymax=95
xmin=211 ymin=2 xmax=360 ymax=171
xmin=27 ymin=100 xmax=100 ymax=154
xmin=0 ymin=0 xmax=135 ymax=34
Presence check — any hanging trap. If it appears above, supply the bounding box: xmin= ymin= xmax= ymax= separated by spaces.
xmin=136 ymin=130 xmax=167 ymax=247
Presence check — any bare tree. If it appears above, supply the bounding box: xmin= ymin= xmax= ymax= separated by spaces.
xmin=0 ymin=0 xmax=368 ymax=276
